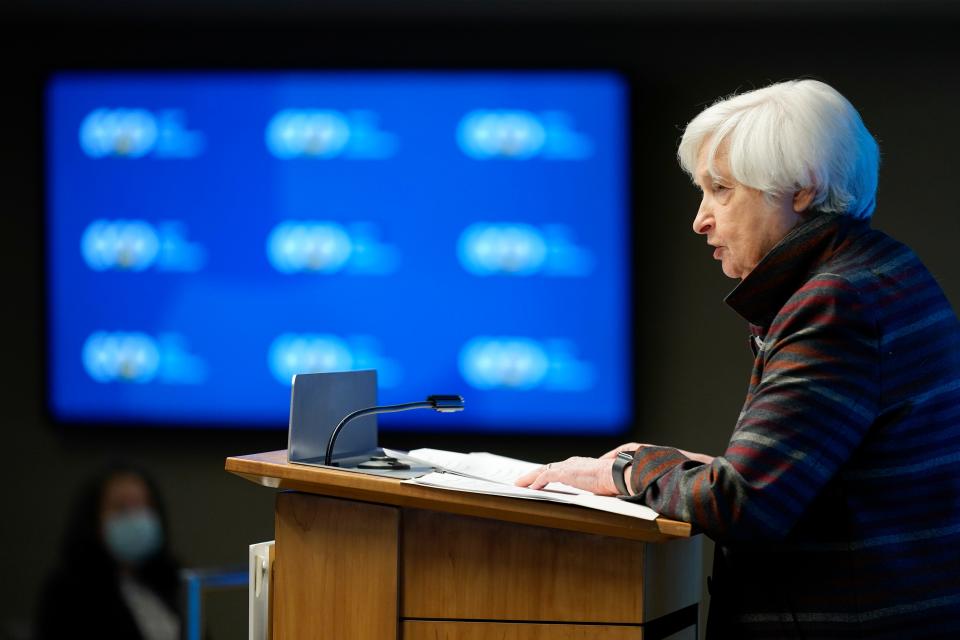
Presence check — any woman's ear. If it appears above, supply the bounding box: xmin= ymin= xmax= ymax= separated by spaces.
xmin=793 ymin=187 xmax=816 ymax=213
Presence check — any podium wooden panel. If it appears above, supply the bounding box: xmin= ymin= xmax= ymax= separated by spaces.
xmin=402 ymin=509 xmax=644 ymax=622
xmin=273 ymin=493 xmax=398 ymax=639
xmin=227 ymin=450 xmax=702 ymax=640
xmin=403 ymin=621 xmax=644 ymax=639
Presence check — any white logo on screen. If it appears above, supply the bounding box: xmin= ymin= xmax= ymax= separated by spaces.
xmin=82 ymin=331 xmax=208 ymax=384
xmin=268 ymin=333 xmax=401 ymax=388
xmin=457 ymin=223 xmax=546 ymax=276
xmin=459 ymin=337 xmax=549 ymax=390
xmin=457 ymin=223 xmax=594 ymax=277
xmin=81 ymin=219 xmax=206 ymax=272
xmin=79 ymin=108 xmax=205 ymax=159
xmin=265 ymin=109 xmax=397 ymax=159
xmin=459 ymin=337 xmax=594 ymax=391
xmin=267 ymin=222 xmax=353 ymax=274
xmin=457 ymin=109 xmax=594 ymax=160
xmin=83 ymin=331 xmax=161 ymax=383
xmin=80 ymin=109 xmax=157 ymax=158
xmin=82 ymin=220 xmax=159 ymax=271
xmin=266 ymin=221 xmax=399 ymax=275
xmin=457 ymin=110 xmax=546 ymax=160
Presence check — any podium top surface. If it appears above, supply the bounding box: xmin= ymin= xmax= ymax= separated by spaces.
xmin=226 ymin=450 xmax=692 ymax=542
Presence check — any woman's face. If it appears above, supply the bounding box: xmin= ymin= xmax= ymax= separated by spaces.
xmin=691 ymin=143 xmax=809 ymax=279
xmin=100 ymin=473 xmax=152 ymax=533
xmin=99 ymin=472 xmax=165 ymax=566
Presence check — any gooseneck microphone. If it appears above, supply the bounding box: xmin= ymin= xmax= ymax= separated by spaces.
xmin=324 ymin=395 xmax=465 ymax=467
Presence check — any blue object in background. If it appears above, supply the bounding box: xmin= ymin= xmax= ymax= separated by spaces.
xmin=46 ymin=71 xmax=631 ymax=434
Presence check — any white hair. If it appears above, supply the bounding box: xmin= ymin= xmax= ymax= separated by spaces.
xmin=677 ymin=79 xmax=879 ymax=219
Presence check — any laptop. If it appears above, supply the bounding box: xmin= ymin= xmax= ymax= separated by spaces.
xmin=286 ymin=369 xmax=429 ymax=478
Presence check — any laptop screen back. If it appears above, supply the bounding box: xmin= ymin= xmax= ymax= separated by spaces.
xmin=288 ymin=370 xmax=378 ymax=464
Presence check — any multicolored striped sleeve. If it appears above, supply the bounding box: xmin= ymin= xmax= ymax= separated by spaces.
xmin=629 ymin=274 xmax=881 ymax=541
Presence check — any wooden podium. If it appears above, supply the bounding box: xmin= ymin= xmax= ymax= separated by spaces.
xmin=226 ymin=450 xmax=702 ymax=640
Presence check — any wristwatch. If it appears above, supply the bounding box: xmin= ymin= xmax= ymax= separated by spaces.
xmin=612 ymin=450 xmax=636 ymax=496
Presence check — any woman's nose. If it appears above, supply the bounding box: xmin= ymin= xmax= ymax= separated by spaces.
xmin=692 ymin=203 xmax=712 ymax=235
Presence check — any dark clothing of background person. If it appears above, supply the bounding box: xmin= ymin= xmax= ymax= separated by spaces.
xmin=628 ymin=213 xmax=960 ymax=638
xmin=34 ymin=464 xmax=181 ymax=640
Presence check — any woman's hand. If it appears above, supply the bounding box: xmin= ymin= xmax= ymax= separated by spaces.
xmin=515 ymin=443 xmax=717 ymax=497
xmin=602 ymin=442 xmax=715 ymax=465
xmin=514 ymin=456 xmax=618 ymax=496
xmin=600 ymin=442 xmax=649 ymax=459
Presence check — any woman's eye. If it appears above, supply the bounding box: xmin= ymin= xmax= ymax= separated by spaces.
xmin=713 ymin=184 xmax=729 ymax=193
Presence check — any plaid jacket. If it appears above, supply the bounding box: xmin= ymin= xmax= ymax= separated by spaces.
xmin=629 ymin=212 xmax=960 ymax=638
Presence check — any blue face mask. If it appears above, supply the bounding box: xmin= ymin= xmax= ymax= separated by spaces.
xmin=104 ymin=510 xmax=164 ymax=565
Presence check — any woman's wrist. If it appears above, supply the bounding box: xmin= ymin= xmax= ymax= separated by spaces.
xmin=611 ymin=451 xmax=636 ymax=496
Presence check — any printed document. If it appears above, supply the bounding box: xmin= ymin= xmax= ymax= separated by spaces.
xmin=384 ymin=447 xmax=658 ymax=521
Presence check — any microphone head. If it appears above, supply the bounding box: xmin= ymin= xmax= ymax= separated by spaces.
xmin=427 ymin=395 xmax=465 ymax=412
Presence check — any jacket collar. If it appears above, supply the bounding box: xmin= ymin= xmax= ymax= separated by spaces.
xmin=724 ymin=211 xmax=868 ymax=328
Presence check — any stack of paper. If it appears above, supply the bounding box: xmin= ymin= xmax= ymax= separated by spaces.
xmin=384 ymin=447 xmax=658 ymax=521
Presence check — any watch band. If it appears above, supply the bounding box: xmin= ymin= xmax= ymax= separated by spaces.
xmin=612 ymin=450 xmax=636 ymax=496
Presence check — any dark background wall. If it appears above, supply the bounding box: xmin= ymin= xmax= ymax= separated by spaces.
xmin=3 ymin=2 xmax=960 ymax=638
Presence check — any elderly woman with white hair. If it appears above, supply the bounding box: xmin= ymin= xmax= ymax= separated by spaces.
xmin=517 ymin=79 xmax=960 ymax=638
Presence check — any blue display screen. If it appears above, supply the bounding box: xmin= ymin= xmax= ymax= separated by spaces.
xmin=46 ymin=71 xmax=631 ymax=434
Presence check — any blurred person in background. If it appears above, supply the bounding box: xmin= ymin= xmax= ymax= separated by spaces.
xmin=35 ymin=464 xmax=181 ymax=640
